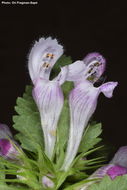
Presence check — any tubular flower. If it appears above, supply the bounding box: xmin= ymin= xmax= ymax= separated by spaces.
xmin=62 ymin=53 xmax=118 ymax=170
xmin=28 ymin=37 xmax=68 ymax=159
xmin=79 ymin=146 xmax=127 ymax=190
xmin=0 ymin=124 xmax=19 ymax=160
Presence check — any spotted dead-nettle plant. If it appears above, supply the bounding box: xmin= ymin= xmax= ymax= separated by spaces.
xmin=0 ymin=37 xmax=125 ymax=190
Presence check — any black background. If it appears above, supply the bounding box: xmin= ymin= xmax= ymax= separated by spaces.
xmin=0 ymin=0 xmax=127 ymax=151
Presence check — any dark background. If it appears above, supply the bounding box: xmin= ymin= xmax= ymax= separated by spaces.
xmin=0 ymin=1 xmax=127 ymax=151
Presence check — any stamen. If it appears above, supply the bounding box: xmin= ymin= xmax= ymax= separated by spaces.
xmin=46 ymin=53 xmax=51 ymax=58
xmin=41 ymin=53 xmax=55 ymax=70
xmin=42 ymin=62 xmax=50 ymax=68
xmin=46 ymin=53 xmax=54 ymax=59
xmin=94 ymin=62 xmax=100 ymax=66
xmin=86 ymin=61 xmax=103 ymax=82
xmin=51 ymin=54 xmax=54 ymax=59
xmin=88 ymin=68 xmax=93 ymax=74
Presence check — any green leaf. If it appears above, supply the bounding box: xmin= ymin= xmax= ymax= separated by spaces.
xmin=72 ymin=145 xmax=104 ymax=169
xmin=50 ymin=55 xmax=72 ymax=79
xmin=56 ymin=55 xmax=72 ymax=67
xmin=13 ymin=85 xmax=44 ymax=153
xmin=62 ymin=81 xmax=74 ymax=98
xmin=89 ymin=175 xmax=127 ymax=190
xmin=37 ymin=145 xmax=56 ymax=175
xmin=0 ymin=163 xmax=5 ymax=185
xmin=56 ymin=170 xmax=74 ymax=189
xmin=67 ymin=171 xmax=88 ymax=182
xmin=15 ymin=133 xmax=38 ymax=152
xmin=73 ymin=156 xmax=105 ymax=172
xmin=55 ymin=81 xmax=73 ymax=168
xmin=74 ymin=123 xmax=103 ymax=171
xmin=0 ymin=185 xmax=30 ymax=190
xmin=78 ymin=123 xmax=102 ymax=153
xmin=63 ymin=178 xmax=98 ymax=190
xmin=58 ymin=81 xmax=74 ymax=148
xmin=57 ymin=99 xmax=70 ymax=150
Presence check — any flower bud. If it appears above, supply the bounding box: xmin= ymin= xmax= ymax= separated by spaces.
xmin=42 ymin=175 xmax=54 ymax=188
xmin=0 ymin=139 xmax=19 ymax=160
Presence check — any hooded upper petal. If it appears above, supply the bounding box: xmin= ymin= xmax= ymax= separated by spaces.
xmin=83 ymin=52 xmax=106 ymax=67
xmin=67 ymin=52 xmax=106 ymax=84
xmin=28 ymin=37 xmax=63 ymax=84
xmin=61 ymin=81 xmax=118 ymax=170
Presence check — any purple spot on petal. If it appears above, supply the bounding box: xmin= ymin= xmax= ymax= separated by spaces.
xmin=107 ymin=165 xmax=127 ymax=179
xmin=0 ymin=139 xmax=11 ymax=156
